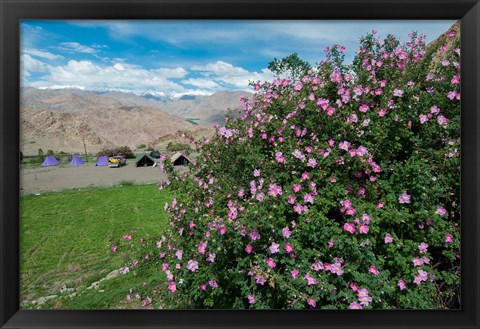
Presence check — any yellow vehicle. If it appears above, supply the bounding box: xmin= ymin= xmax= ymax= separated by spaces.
xmin=108 ymin=155 xmax=126 ymax=168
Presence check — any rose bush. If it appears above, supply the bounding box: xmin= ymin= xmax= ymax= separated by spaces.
xmin=115 ymin=29 xmax=460 ymax=309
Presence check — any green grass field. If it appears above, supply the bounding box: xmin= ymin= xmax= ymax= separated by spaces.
xmin=20 ymin=184 xmax=172 ymax=309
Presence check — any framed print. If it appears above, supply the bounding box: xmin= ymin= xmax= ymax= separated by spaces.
xmin=1 ymin=0 xmax=479 ymax=328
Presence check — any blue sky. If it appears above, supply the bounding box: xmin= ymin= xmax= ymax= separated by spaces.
xmin=20 ymin=20 xmax=456 ymax=98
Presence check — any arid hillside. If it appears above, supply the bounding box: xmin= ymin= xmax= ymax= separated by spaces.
xmin=20 ymin=89 xmax=211 ymax=154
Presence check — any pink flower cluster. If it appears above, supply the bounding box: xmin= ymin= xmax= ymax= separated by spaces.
xmin=131 ymin=29 xmax=461 ymax=310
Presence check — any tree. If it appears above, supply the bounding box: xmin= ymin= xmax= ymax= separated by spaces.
xmin=268 ymin=53 xmax=311 ymax=80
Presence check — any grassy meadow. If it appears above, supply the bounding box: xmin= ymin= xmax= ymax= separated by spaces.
xmin=20 ymin=183 xmax=172 ymax=309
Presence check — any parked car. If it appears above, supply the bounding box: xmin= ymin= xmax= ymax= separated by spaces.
xmin=108 ymin=155 xmax=126 ymax=168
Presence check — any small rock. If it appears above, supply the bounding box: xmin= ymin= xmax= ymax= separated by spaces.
xmin=106 ymin=269 xmax=120 ymax=280
xmin=87 ymin=281 xmax=100 ymax=290
xmin=60 ymin=285 xmax=75 ymax=293
xmin=37 ymin=295 xmax=57 ymax=305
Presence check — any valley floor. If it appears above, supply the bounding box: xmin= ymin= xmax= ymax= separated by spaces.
xmin=20 ymin=162 xmax=188 ymax=194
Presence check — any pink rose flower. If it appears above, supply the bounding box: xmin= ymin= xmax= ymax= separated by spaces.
xmin=343 ymin=222 xmax=356 ymax=234
xmin=445 ymin=233 xmax=454 ymax=243
xmin=369 ymin=265 xmax=380 ymax=275
xmin=398 ymin=192 xmax=411 ymax=204
xmin=384 ymin=233 xmax=393 ymax=244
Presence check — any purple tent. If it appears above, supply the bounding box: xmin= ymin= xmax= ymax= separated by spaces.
xmin=96 ymin=155 xmax=108 ymax=166
xmin=69 ymin=155 xmax=85 ymax=166
xmin=41 ymin=155 xmax=59 ymax=167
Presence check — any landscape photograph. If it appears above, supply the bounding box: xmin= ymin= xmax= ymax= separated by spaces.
xmin=20 ymin=19 xmax=460 ymax=310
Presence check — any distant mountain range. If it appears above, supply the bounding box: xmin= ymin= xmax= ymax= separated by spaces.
xmin=20 ymin=87 xmax=251 ymax=155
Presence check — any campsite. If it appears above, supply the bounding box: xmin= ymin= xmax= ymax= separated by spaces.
xmin=20 ymin=152 xmax=191 ymax=309
xmin=21 ymin=153 xmax=191 ymax=194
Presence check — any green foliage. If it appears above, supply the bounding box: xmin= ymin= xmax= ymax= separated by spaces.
xmin=46 ymin=149 xmax=54 ymax=156
xmin=38 ymin=148 xmax=44 ymax=157
xmin=166 ymin=142 xmax=190 ymax=152
xmin=118 ymin=180 xmax=135 ymax=186
xmin=137 ymin=144 xmax=146 ymax=149
xmin=117 ymin=30 xmax=460 ymax=310
xmin=99 ymin=146 xmax=135 ymax=159
xmin=186 ymin=118 xmax=200 ymax=125
xmin=268 ymin=53 xmax=311 ymax=80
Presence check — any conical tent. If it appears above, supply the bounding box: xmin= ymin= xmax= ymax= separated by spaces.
xmin=41 ymin=155 xmax=59 ymax=167
xmin=96 ymin=155 xmax=108 ymax=166
xmin=69 ymin=155 xmax=85 ymax=166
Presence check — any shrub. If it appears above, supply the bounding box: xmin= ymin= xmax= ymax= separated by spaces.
xmin=99 ymin=146 xmax=135 ymax=159
xmin=118 ymin=180 xmax=135 ymax=187
xmin=185 ymin=118 xmax=200 ymax=125
xmin=116 ymin=30 xmax=460 ymax=310
xmin=166 ymin=142 xmax=190 ymax=152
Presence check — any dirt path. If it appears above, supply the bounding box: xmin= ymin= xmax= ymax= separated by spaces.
xmin=20 ymin=163 xmax=170 ymax=193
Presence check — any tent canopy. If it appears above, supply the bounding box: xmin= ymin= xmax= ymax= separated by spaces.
xmin=171 ymin=152 xmax=191 ymax=166
xmin=41 ymin=155 xmax=59 ymax=167
xmin=135 ymin=153 xmax=156 ymax=167
xmin=150 ymin=150 xmax=161 ymax=159
xmin=69 ymin=155 xmax=85 ymax=166
xmin=96 ymin=155 xmax=108 ymax=166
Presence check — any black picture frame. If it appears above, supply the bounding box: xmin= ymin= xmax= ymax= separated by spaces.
xmin=1 ymin=0 xmax=479 ymax=328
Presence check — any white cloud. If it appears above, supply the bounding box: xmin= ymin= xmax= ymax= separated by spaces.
xmin=57 ymin=42 xmax=99 ymax=54
xmin=192 ymin=61 xmax=248 ymax=77
xmin=20 ymin=54 xmax=48 ymax=77
xmin=30 ymin=59 xmax=187 ymax=95
xmin=22 ymin=57 xmax=272 ymax=97
xmin=152 ymin=67 xmax=188 ymax=79
xmin=98 ymin=21 xmax=251 ymax=45
xmin=182 ymin=78 xmax=219 ymax=89
xmin=91 ymin=43 xmax=109 ymax=49
xmin=38 ymin=85 xmax=86 ymax=90
xmin=191 ymin=61 xmax=274 ymax=89
xmin=23 ymin=48 xmax=63 ymax=60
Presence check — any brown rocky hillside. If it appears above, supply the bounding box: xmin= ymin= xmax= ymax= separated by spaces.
xmin=20 ymin=89 xmax=200 ymax=155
